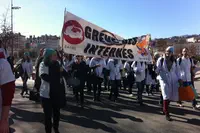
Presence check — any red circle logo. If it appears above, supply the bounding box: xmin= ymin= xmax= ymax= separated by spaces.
xmin=62 ymin=20 xmax=84 ymax=45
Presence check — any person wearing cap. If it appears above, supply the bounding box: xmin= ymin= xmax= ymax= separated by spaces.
xmin=0 ymin=50 xmax=15 ymax=133
xmin=156 ymin=46 xmax=182 ymax=121
xmin=20 ymin=52 xmax=33 ymax=97
xmin=39 ymin=48 xmax=65 ymax=133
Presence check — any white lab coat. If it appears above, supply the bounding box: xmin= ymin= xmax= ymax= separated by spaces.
xmin=107 ymin=59 xmax=123 ymax=80
xmin=156 ymin=57 xmax=181 ymax=101
xmin=39 ymin=62 xmax=50 ymax=98
xmin=63 ymin=59 xmax=74 ymax=72
xmin=89 ymin=57 xmax=106 ymax=78
xmin=86 ymin=58 xmax=91 ymax=65
xmin=177 ymin=57 xmax=194 ymax=82
xmin=0 ymin=58 xmax=15 ymax=119
xmin=22 ymin=61 xmax=33 ymax=77
xmin=132 ymin=61 xmax=146 ymax=82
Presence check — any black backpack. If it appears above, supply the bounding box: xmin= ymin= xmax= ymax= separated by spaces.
xmin=178 ymin=57 xmax=194 ymax=82
xmin=178 ymin=57 xmax=192 ymax=66
xmin=135 ymin=61 xmax=146 ymax=67
xmin=160 ymin=58 xmax=177 ymax=67
xmin=14 ymin=61 xmax=24 ymax=79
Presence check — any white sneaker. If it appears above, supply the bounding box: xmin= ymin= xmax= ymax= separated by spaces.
xmin=145 ymin=93 xmax=149 ymax=96
xmin=178 ymin=104 xmax=184 ymax=107
xmin=193 ymin=105 xmax=200 ymax=110
xmin=196 ymin=105 xmax=200 ymax=108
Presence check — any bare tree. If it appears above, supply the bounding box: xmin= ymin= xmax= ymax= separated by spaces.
xmin=156 ymin=39 xmax=167 ymax=47
xmin=155 ymin=39 xmax=168 ymax=51
xmin=188 ymin=44 xmax=197 ymax=56
xmin=0 ymin=8 xmax=12 ymax=49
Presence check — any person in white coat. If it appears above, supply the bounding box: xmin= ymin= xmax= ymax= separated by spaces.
xmin=177 ymin=48 xmax=199 ymax=109
xmin=132 ymin=61 xmax=146 ymax=106
xmin=21 ymin=52 xmax=33 ymax=97
xmin=156 ymin=46 xmax=182 ymax=121
xmin=0 ymin=49 xmax=15 ymax=133
xmin=124 ymin=61 xmax=134 ymax=94
xmin=39 ymin=48 xmax=66 ymax=133
xmin=107 ymin=59 xmax=123 ymax=101
xmin=89 ymin=57 xmax=106 ymax=101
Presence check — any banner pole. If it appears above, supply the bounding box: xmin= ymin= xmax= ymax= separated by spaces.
xmin=62 ymin=8 xmax=66 ymax=51
xmin=61 ymin=8 xmax=66 ymax=65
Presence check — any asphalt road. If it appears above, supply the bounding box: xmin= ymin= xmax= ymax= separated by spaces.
xmin=8 ymin=76 xmax=200 ymax=133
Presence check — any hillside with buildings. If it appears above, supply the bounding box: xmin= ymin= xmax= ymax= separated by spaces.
xmin=0 ymin=33 xmax=60 ymax=58
xmin=154 ymin=34 xmax=200 ymax=55
xmin=1 ymin=32 xmax=200 ymax=58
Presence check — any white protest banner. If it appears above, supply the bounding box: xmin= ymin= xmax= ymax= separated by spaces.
xmin=60 ymin=12 xmax=152 ymax=61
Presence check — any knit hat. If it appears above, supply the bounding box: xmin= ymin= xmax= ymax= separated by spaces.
xmin=166 ymin=46 xmax=174 ymax=53
xmin=43 ymin=48 xmax=56 ymax=58
xmin=0 ymin=48 xmax=7 ymax=59
xmin=24 ymin=52 xmax=30 ymax=57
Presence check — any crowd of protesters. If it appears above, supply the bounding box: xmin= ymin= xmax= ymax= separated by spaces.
xmin=0 ymin=39 xmax=200 ymax=133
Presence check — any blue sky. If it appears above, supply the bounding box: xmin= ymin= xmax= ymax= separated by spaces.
xmin=0 ymin=0 xmax=199 ymax=38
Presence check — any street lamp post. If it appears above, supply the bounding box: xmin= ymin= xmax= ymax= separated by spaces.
xmin=11 ymin=0 xmax=13 ymax=56
xmin=11 ymin=0 xmax=21 ymax=56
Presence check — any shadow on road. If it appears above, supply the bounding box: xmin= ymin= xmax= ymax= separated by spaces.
xmin=171 ymin=115 xmax=200 ymax=126
xmin=10 ymin=87 xmax=200 ymax=132
xmin=10 ymin=107 xmax=44 ymax=123
xmin=60 ymin=115 xmax=117 ymax=133
xmin=9 ymin=118 xmax=16 ymax=133
xmin=60 ymin=101 xmax=143 ymax=132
